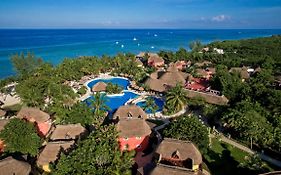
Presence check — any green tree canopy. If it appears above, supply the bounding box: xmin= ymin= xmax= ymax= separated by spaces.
xmin=10 ymin=52 xmax=43 ymax=79
xmin=53 ymin=125 xmax=134 ymax=175
xmin=163 ymin=115 xmax=209 ymax=153
xmin=0 ymin=118 xmax=41 ymax=156
xmin=164 ymin=84 xmax=188 ymax=114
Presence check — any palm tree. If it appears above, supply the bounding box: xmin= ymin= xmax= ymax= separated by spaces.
xmin=90 ymin=92 xmax=109 ymax=115
xmin=165 ymin=84 xmax=188 ymax=114
xmin=144 ymin=97 xmax=159 ymax=116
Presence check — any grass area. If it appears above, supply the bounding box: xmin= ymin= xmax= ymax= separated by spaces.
xmin=204 ymin=138 xmax=277 ymax=175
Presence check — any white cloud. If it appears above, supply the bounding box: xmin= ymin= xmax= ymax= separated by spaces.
xmin=211 ymin=15 xmax=230 ymax=22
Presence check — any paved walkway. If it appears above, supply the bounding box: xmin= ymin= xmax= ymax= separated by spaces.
xmin=211 ymin=133 xmax=281 ymax=168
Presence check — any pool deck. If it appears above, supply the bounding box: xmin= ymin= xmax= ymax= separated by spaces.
xmin=78 ymin=74 xmax=187 ymax=120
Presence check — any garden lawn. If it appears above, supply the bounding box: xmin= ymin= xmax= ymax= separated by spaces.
xmin=204 ymin=138 xmax=276 ymax=175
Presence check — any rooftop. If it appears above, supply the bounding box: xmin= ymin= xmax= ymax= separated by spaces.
xmin=17 ymin=107 xmax=50 ymax=123
xmin=113 ymin=105 xmax=147 ymax=120
xmin=50 ymin=124 xmax=87 ymax=141
xmin=155 ymin=138 xmax=202 ymax=165
xmin=117 ymin=118 xmax=151 ymax=138
xmin=0 ymin=156 xmax=31 ymax=175
xmin=37 ymin=141 xmax=75 ymax=166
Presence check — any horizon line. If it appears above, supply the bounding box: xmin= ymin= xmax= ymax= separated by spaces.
xmin=0 ymin=28 xmax=281 ymax=30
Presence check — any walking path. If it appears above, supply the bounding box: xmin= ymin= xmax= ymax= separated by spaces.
xmin=212 ymin=132 xmax=281 ymax=168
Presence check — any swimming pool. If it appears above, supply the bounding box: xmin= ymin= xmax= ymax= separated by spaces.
xmin=85 ymin=90 xmax=139 ymax=115
xmin=136 ymin=97 xmax=165 ymax=114
xmin=85 ymin=77 xmax=164 ymax=115
xmin=87 ymin=77 xmax=130 ymax=90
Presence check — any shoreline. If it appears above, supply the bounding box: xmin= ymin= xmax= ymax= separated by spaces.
xmin=1 ymin=31 xmax=281 ymax=79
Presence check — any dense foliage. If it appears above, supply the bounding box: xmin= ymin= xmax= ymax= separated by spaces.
xmin=0 ymin=118 xmax=41 ymax=156
xmin=163 ymin=115 xmax=209 ymax=153
xmin=53 ymin=125 xmax=134 ymax=175
xmin=106 ymin=82 xmax=123 ymax=94
xmin=164 ymin=84 xmax=188 ymax=114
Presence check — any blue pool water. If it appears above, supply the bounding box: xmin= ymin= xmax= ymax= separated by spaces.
xmin=1 ymin=29 xmax=281 ymax=79
xmin=85 ymin=91 xmax=139 ymax=115
xmin=85 ymin=77 xmax=165 ymax=115
xmin=87 ymin=77 xmax=130 ymax=90
xmin=136 ymin=97 xmax=165 ymax=114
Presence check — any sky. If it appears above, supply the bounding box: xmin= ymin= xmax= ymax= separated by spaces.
xmin=0 ymin=0 xmax=281 ymax=29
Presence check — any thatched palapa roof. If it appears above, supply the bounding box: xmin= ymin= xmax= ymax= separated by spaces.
xmin=155 ymin=138 xmax=202 ymax=165
xmin=0 ymin=119 xmax=9 ymax=132
xmin=229 ymin=67 xmax=250 ymax=79
xmin=185 ymin=89 xmax=229 ymax=106
xmin=117 ymin=118 xmax=151 ymax=138
xmin=37 ymin=141 xmax=75 ymax=166
xmin=0 ymin=109 xmax=6 ymax=117
xmin=0 ymin=156 xmax=31 ymax=175
xmin=113 ymin=105 xmax=147 ymax=120
xmin=151 ymin=163 xmax=203 ymax=175
xmin=91 ymin=82 xmax=107 ymax=92
xmin=17 ymin=107 xmax=50 ymax=123
xmin=145 ymin=66 xmax=189 ymax=92
xmin=50 ymin=124 xmax=87 ymax=141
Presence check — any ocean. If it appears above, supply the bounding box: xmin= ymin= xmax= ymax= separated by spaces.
xmin=1 ymin=29 xmax=281 ymax=79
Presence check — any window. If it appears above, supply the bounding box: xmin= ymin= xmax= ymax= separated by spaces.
xmin=136 ymin=145 xmax=142 ymax=149
xmin=123 ymin=137 xmax=129 ymax=141
xmin=136 ymin=136 xmax=142 ymax=140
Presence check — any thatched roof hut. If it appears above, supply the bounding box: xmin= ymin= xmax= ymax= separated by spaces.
xmin=145 ymin=68 xmax=188 ymax=92
xmin=17 ymin=107 xmax=50 ymax=123
xmin=113 ymin=105 xmax=147 ymax=120
xmin=37 ymin=141 xmax=75 ymax=167
xmin=50 ymin=124 xmax=87 ymax=141
xmin=116 ymin=118 xmax=151 ymax=138
xmin=229 ymin=67 xmax=250 ymax=80
xmin=151 ymin=163 xmax=201 ymax=175
xmin=91 ymin=82 xmax=107 ymax=92
xmin=0 ymin=119 xmax=9 ymax=132
xmin=155 ymin=138 xmax=202 ymax=165
xmin=0 ymin=156 xmax=31 ymax=175
xmin=0 ymin=109 xmax=6 ymax=117
xmin=185 ymin=89 xmax=229 ymax=106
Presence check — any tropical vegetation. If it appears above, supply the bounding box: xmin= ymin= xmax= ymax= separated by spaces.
xmin=0 ymin=118 xmax=41 ymax=156
xmin=53 ymin=125 xmax=134 ymax=175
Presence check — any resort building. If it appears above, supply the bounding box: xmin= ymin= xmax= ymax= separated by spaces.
xmin=0 ymin=156 xmax=31 ymax=175
xmin=49 ymin=124 xmax=87 ymax=141
xmin=194 ymin=61 xmax=212 ymax=68
xmin=113 ymin=105 xmax=147 ymax=120
xmin=151 ymin=163 xmax=206 ymax=175
xmin=37 ymin=141 xmax=75 ymax=172
xmin=135 ymin=58 xmax=144 ymax=67
xmin=17 ymin=107 xmax=52 ymax=137
xmin=114 ymin=105 xmax=151 ymax=152
xmin=37 ymin=124 xmax=87 ymax=172
xmin=213 ymin=48 xmax=224 ymax=54
xmin=145 ymin=65 xmax=189 ymax=93
xmin=229 ymin=66 xmax=250 ymax=81
xmin=170 ymin=60 xmax=190 ymax=71
xmin=138 ymin=53 xmax=164 ymax=68
xmin=0 ymin=109 xmax=6 ymax=118
xmin=0 ymin=119 xmax=9 ymax=153
xmin=154 ymin=138 xmax=203 ymax=171
xmin=91 ymin=81 xmax=107 ymax=92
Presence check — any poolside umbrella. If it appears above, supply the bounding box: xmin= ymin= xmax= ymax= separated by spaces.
xmin=131 ymin=81 xmax=136 ymax=85
xmin=139 ymin=87 xmax=144 ymax=91
xmin=124 ymin=74 xmax=129 ymax=77
xmin=120 ymin=73 xmax=124 ymax=77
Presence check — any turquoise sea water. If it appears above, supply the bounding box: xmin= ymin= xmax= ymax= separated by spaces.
xmin=1 ymin=29 xmax=281 ymax=79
